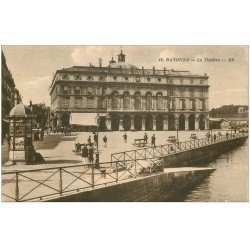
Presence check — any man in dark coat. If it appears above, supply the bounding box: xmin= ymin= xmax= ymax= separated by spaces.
xmin=81 ymin=144 xmax=88 ymax=164
xmin=144 ymin=133 xmax=148 ymax=144
xmin=88 ymin=144 xmax=94 ymax=164
xmin=103 ymin=135 xmax=107 ymax=147
xmin=123 ymin=133 xmax=127 ymax=143
xmin=151 ymin=134 xmax=156 ymax=147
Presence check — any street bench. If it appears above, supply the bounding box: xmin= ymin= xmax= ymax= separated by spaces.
xmin=133 ymin=138 xmax=147 ymax=147
xmin=190 ymin=134 xmax=198 ymax=140
xmin=167 ymin=136 xmax=178 ymax=143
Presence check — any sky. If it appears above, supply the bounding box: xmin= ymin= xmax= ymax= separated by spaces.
xmin=2 ymin=45 xmax=248 ymax=109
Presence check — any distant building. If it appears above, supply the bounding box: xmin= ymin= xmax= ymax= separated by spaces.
xmin=238 ymin=106 xmax=248 ymax=114
xmin=50 ymin=50 xmax=210 ymax=131
xmin=2 ymin=51 xmax=22 ymax=138
xmin=209 ymin=117 xmax=248 ymax=130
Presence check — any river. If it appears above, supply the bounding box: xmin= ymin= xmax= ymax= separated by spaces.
xmin=174 ymin=140 xmax=249 ymax=202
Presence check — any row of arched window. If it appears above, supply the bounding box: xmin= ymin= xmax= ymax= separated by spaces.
xmin=111 ymin=91 xmax=164 ymax=110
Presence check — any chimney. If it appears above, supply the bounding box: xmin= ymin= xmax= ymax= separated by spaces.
xmin=99 ymin=58 xmax=102 ymax=67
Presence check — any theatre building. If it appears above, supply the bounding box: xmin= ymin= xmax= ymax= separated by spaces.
xmin=49 ymin=51 xmax=209 ymax=131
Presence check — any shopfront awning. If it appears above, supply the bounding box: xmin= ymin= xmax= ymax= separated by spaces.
xmin=70 ymin=113 xmax=98 ymax=126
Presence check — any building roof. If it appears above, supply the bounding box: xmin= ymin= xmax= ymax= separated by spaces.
xmin=110 ymin=61 xmax=138 ymax=69
xmin=57 ymin=65 xmax=207 ymax=78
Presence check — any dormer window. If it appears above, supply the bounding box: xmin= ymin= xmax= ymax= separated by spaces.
xmin=87 ymin=76 xmax=92 ymax=80
xmin=99 ymin=76 xmax=104 ymax=81
xmin=124 ymin=76 xmax=128 ymax=81
xmin=158 ymin=78 xmax=161 ymax=82
xmin=75 ymin=75 xmax=81 ymax=80
xmin=62 ymin=74 xmax=68 ymax=80
xmin=169 ymin=79 xmax=173 ymax=84
xmin=147 ymin=77 xmax=151 ymax=82
xmin=113 ymin=76 xmax=117 ymax=80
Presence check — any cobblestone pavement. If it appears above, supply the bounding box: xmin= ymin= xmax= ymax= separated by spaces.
xmin=2 ymin=130 xmax=218 ymax=169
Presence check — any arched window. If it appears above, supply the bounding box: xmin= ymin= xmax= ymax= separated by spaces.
xmin=123 ymin=92 xmax=130 ymax=110
xmin=134 ymin=92 xmax=141 ymax=110
xmin=111 ymin=91 xmax=119 ymax=109
xmin=156 ymin=92 xmax=163 ymax=110
xmin=145 ymin=92 xmax=152 ymax=110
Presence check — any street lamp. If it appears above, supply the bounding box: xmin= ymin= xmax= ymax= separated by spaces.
xmin=209 ymin=120 xmax=213 ymax=140
xmin=176 ymin=119 xmax=179 ymax=141
xmin=95 ymin=113 xmax=100 ymax=165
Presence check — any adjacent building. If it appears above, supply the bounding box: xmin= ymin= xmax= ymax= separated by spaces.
xmin=2 ymin=51 xmax=22 ymax=138
xmin=49 ymin=50 xmax=210 ymax=131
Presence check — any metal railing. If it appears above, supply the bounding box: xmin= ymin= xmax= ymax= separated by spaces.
xmin=2 ymin=158 xmax=163 ymax=202
xmin=2 ymin=132 xmax=247 ymax=202
xmin=111 ymin=132 xmax=248 ymax=163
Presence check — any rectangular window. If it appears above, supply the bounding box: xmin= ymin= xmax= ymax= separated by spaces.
xmin=190 ymin=99 xmax=195 ymax=110
xmin=169 ymin=99 xmax=173 ymax=110
xmin=62 ymin=74 xmax=68 ymax=80
xmin=199 ymin=99 xmax=205 ymax=110
xmin=63 ymin=98 xmax=69 ymax=108
xmin=75 ymin=75 xmax=81 ymax=80
xmin=200 ymin=79 xmax=204 ymax=84
xmin=63 ymin=86 xmax=69 ymax=94
xmin=180 ymin=78 xmax=183 ymax=84
xmin=180 ymin=99 xmax=185 ymax=110
xmin=75 ymin=98 xmax=81 ymax=108
xmin=87 ymin=97 xmax=94 ymax=108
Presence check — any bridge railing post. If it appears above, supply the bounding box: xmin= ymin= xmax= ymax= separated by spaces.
xmin=15 ymin=172 xmax=19 ymax=202
xmin=115 ymin=162 xmax=118 ymax=182
xmin=91 ymin=164 xmax=94 ymax=188
xmin=59 ymin=167 xmax=63 ymax=195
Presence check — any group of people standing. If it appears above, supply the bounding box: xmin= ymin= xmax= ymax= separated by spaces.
xmin=33 ymin=128 xmax=44 ymax=141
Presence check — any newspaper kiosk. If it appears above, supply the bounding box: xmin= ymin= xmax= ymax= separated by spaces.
xmin=7 ymin=103 xmax=35 ymax=164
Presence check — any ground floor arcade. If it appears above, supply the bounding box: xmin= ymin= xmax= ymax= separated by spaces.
xmin=51 ymin=111 xmax=209 ymax=131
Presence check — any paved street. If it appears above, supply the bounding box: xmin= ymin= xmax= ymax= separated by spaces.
xmin=2 ymin=130 xmax=222 ymax=170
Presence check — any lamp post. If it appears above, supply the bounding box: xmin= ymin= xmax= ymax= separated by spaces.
xmin=95 ymin=113 xmax=100 ymax=165
xmin=209 ymin=120 xmax=213 ymax=140
xmin=176 ymin=119 xmax=179 ymax=141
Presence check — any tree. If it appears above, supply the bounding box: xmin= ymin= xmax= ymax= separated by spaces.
xmin=31 ymin=103 xmax=48 ymax=129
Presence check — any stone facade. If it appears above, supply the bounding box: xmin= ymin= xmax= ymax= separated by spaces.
xmin=49 ymin=51 xmax=209 ymax=131
xmin=2 ymin=52 xmax=22 ymax=138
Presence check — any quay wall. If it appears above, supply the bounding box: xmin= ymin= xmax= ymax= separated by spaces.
xmin=47 ymin=167 xmax=215 ymax=202
xmin=162 ymin=136 xmax=248 ymax=167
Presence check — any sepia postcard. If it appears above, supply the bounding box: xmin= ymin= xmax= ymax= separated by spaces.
xmin=1 ymin=45 xmax=249 ymax=202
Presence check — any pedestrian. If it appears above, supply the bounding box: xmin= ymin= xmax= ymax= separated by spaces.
xmin=40 ymin=129 xmax=44 ymax=141
xmin=213 ymin=133 xmax=217 ymax=142
xmin=151 ymin=134 xmax=156 ymax=147
xmin=94 ymin=132 xmax=98 ymax=146
xmin=81 ymin=143 xmax=88 ymax=164
xmin=103 ymin=135 xmax=107 ymax=147
xmin=144 ymin=133 xmax=148 ymax=144
xmin=123 ymin=133 xmax=127 ymax=143
xmin=34 ymin=130 xmax=39 ymax=141
xmin=87 ymin=135 xmax=92 ymax=145
xmin=88 ymin=143 xmax=94 ymax=164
